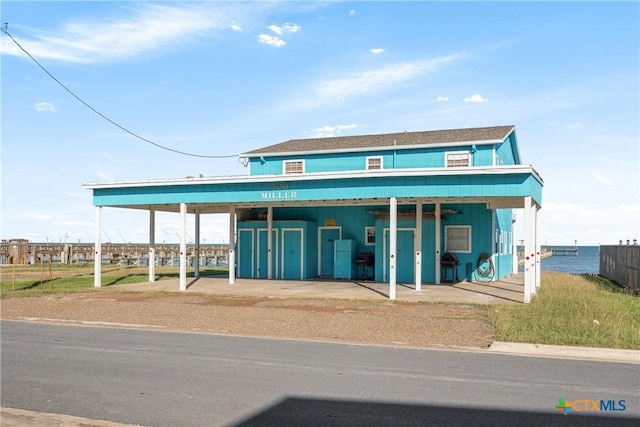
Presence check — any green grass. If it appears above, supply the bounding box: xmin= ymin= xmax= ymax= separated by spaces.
xmin=490 ymin=271 xmax=640 ymax=350
xmin=0 ymin=264 xmax=229 ymax=298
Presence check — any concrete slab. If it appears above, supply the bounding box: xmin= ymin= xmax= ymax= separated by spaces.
xmin=110 ymin=274 xmax=525 ymax=304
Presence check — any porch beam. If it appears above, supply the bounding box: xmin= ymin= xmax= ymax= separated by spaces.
xmin=229 ymin=206 xmax=236 ymax=285
xmin=267 ymin=206 xmax=273 ymax=279
xmin=149 ymin=208 xmax=155 ymax=282
xmin=179 ymin=203 xmax=187 ymax=291
xmin=94 ymin=206 xmax=102 ymax=288
xmin=389 ymin=197 xmax=397 ymax=300
xmin=415 ymin=200 xmax=422 ymax=291
xmin=435 ymin=202 xmax=441 ymax=284
xmin=194 ymin=210 xmax=200 ymax=278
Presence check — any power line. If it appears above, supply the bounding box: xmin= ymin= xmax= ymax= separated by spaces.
xmin=1 ymin=24 xmax=239 ymax=159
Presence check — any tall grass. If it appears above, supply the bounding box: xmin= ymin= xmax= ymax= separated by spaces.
xmin=491 ymin=272 xmax=640 ymax=350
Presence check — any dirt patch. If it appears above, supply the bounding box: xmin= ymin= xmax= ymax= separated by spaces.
xmin=0 ymin=291 xmax=494 ymax=348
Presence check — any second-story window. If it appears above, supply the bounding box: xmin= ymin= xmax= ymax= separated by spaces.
xmin=446 ymin=152 xmax=471 ymax=167
xmin=283 ymin=160 xmax=304 ymax=174
xmin=366 ymin=156 xmax=383 ymax=170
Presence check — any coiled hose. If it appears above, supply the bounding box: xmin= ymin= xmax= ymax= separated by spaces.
xmin=476 ymin=253 xmax=495 ymax=282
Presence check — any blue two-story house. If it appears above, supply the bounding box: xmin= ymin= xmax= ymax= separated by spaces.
xmin=84 ymin=125 xmax=544 ymax=302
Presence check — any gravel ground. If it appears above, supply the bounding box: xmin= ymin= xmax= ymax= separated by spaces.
xmin=0 ymin=292 xmax=493 ymax=348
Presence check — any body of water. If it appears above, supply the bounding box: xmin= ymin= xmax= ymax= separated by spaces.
xmin=540 ymin=246 xmax=599 ymax=274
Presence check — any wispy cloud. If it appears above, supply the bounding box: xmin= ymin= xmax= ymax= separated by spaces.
xmin=0 ymin=3 xmax=255 ymax=63
xmin=303 ymin=54 xmax=461 ymax=108
xmin=230 ymin=23 xmax=242 ymax=32
xmin=464 ymin=94 xmax=489 ymax=103
xmin=370 ymin=48 xmax=385 ymax=55
xmin=309 ymin=124 xmax=358 ymax=138
xmin=26 ymin=211 xmax=53 ymax=220
xmin=436 ymin=96 xmax=449 ymax=102
xmin=349 ymin=10 xmax=357 ymax=16
xmin=96 ymin=171 xmax=115 ymax=181
xmin=34 ymin=102 xmax=55 ymax=112
xmin=595 ymin=174 xmax=613 ymax=185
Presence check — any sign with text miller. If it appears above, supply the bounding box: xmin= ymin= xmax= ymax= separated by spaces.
xmin=260 ymin=182 xmax=299 ymax=201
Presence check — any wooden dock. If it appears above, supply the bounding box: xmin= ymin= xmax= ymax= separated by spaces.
xmin=549 ymin=247 xmax=579 ymax=256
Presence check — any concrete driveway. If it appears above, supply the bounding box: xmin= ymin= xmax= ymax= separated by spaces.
xmin=112 ymin=273 xmax=525 ymax=304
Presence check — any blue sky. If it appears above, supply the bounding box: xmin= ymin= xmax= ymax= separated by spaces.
xmin=1 ymin=1 xmax=638 ymax=246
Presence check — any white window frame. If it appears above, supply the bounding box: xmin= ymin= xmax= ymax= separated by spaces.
xmin=444 ymin=225 xmax=472 ymax=253
xmin=445 ymin=151 xmax=471 ymax=168
xmin=283 ymin=160 xmax=305 ymax=174
xmin=364 ymin=226 xmax=375 ymax=246
xmin=366 ymin=156 xmax=383 ymax=170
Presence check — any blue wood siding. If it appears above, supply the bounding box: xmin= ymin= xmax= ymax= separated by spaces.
xmin=93 ymin=173 xmax=542 ymax=207
xmin=248 ymin=142 xmax=504 ymax=176
xmin=496 ymin=132 xmax=519 ymax=165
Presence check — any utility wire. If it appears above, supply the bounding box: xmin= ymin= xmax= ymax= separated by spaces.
xmin=1 ymin=25 xmax=239 ymax=159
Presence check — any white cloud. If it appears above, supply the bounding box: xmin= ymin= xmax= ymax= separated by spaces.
xmin=436 ymin=96 xmax=449 ymax=102
xmin=464 ymin=94 xmax=489 ymax=103
xmin=258 ymin=34 xmax=285 ymax=47
xmin=370 ymin=48 xmax=385 ymax=55
xmin=0 ymin=3 xmax=256 ymax=63
xmin=310 ymin=124 xmax=358 ymax=138
xmin=594 ymin=174 xmax=613 ymax=185
xmin=26 ymin=211 xmax=53 ymax=220
xmin=349 ymin=10 xmax=356 ymax=16
xmin=267 ymin=24 xmax=282 ymax=35
xmin=34 ymin=102 xmax=55 ymax=112
xmin=96 ymin=171 xmax=115 ymax=181
xmin=282 ymin=23 xmax=301 ymax=33
xmin=310 ymin=55 xmax=460 ymax=105
xmin=230 ymin=23 xmax=242 ymax=32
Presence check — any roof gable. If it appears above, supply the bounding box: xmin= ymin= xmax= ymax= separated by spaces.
xmin=242 ymin=125 xmax=515 ymax=158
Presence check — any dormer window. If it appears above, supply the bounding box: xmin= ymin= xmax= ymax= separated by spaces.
xmin=366 ymin=156 xmax=383 ymax=170
xmin=446 ymin=151 xmax=471 ymax=167
xmin=284 ymin=160 xmax=304 ymax=174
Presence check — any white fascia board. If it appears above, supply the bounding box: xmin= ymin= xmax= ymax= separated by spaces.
xmin=82 ymin=165 xmax=543 ymax=190
xmin=240 ymin=138 xmax=507 ymax=159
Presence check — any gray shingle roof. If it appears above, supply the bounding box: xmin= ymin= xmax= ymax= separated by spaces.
xmin=241 ymin=125 xmax=515 ymax=157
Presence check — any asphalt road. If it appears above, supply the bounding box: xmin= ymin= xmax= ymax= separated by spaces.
xmin=1 ymin=320 xmax=638 ymax=426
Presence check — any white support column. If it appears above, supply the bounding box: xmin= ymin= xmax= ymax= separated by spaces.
xmin=179 ymin=203 xmax=187 ymax=291
xmin=228 ymin=206 xmax=236 ymax=285
xmin=523 ymin=197 xmax=533 ymax=303
xmin=512 ymin=214 xmax=519 ymax=275
xmin=415 ymin=200 xmax=422 ymax=291
xmin=267 ymin=206 xmax=273 ymax=279
xmin=94 ymin=206 xmax=102 ymax=288
xmin=435 ymin=202 xmax=442 ymax=285
xmin=389 ymin=197 xmax=397 ymax=300
xmin=535 ymin=206 xmax=541 ymax=289
xmin=194 ymin=210 xmax=200 ymax=278
xmin=149 ymin=208 xmax=156 ymax=282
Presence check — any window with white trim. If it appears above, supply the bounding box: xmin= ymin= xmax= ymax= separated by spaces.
xmin=445 ymin=225 xmax=472 ymax=253
xmin=283 ymin=160 xmax=304 ymax=174
xmin=366 ymin=156 xmax=383 ymax=170
xmin=445 ymin=151 xmax=471 ymax=167
xmin=365 ymin=226 xmax=375 ymax=245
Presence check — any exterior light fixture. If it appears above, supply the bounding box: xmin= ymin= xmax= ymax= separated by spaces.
xmin=619 ymin=240 xmax=623 ymax=245
xmin=634 ymin=239 xmax=638 ymax=246
xmin=627 ymin=239 xmax=631 ymax=245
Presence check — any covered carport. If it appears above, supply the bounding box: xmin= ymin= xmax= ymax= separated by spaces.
xmin=83 ymin=165 xmax=543 ymax=303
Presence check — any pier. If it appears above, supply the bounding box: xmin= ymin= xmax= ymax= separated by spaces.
xmin=0 ymin=240 xmax=230 ymax=266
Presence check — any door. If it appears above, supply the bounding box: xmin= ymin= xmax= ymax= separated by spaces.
xmin=282 ymin=229 xmax=303 ymax=280
xmin=319 ymin=228 xmax=341 ymax=277
xmin=238 ymin=229 xmax=254 ymax=278
xmin=257 ymin=229 xmax=278 ymax=279
xmin=384 ymin=229 xmax=415 ymax=283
